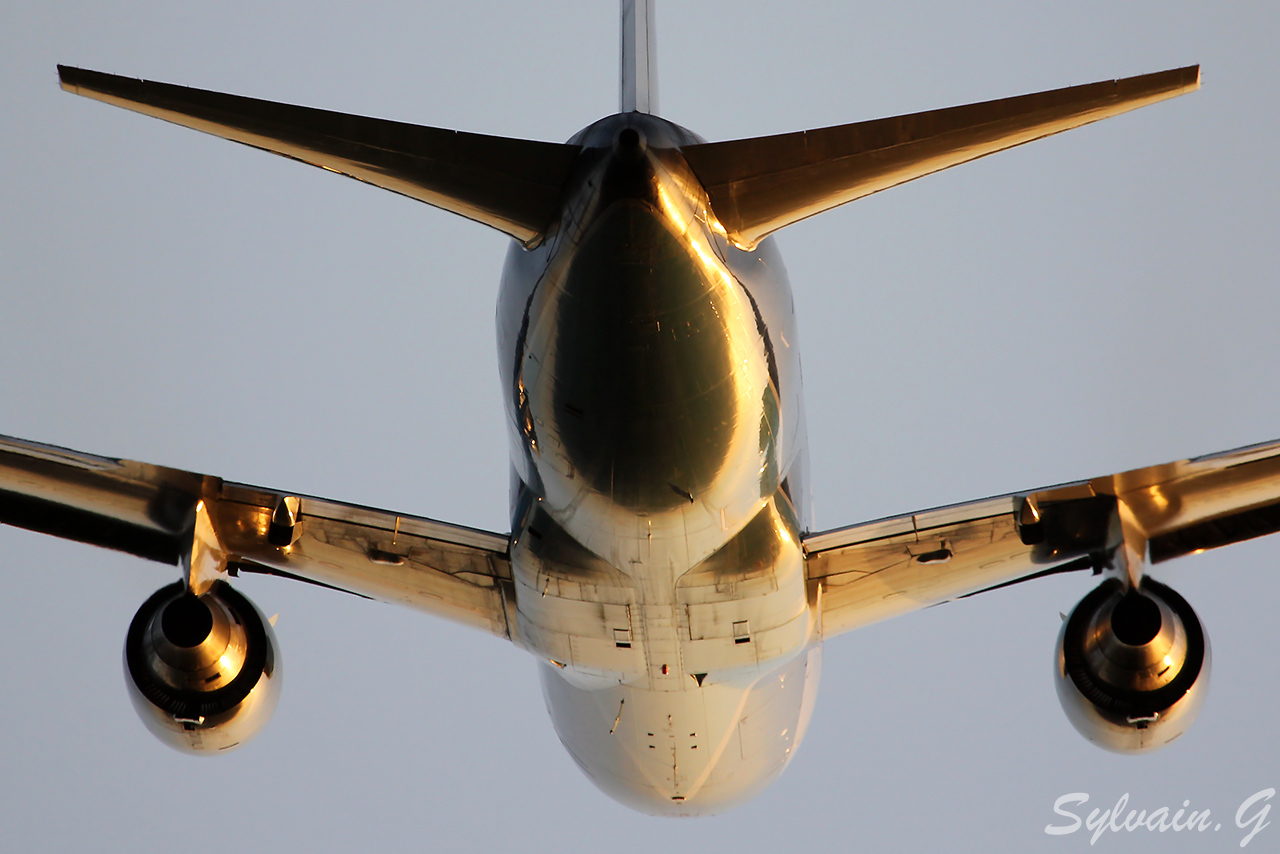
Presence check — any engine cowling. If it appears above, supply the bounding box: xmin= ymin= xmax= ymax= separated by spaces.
xmin=1055 ymin=577 xmax=1209 ymax=753
xmin=124 ymin=580 xmax=281 ymax=754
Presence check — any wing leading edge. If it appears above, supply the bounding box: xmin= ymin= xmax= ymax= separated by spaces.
xmin=806 ymin=437 xmax=1280 ymax=638
xmin=0 ymin=434 xmax=516 ymax=641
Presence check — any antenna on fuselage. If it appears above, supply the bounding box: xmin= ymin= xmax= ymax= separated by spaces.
xmin=620 ymin=0 xmax=658 ymax=114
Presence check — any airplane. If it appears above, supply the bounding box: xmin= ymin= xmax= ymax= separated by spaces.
xmin=3 ymin=0 xmax=1275 ymax=819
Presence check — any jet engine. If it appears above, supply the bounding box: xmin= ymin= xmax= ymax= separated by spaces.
xmin=1055 ymin=577 xmax=1209 ymax=753
xmin=124 ymin=580 xmax=281 ymax=754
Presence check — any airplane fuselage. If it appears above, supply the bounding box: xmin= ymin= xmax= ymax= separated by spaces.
xmin=497 ymin=113 xmax=822 ymax=814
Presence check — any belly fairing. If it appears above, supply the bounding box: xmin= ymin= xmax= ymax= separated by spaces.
xmin=510 ymin=492 xmax=810 ymax=684
xmin=539 ymin=646 xmax=822 ymax=816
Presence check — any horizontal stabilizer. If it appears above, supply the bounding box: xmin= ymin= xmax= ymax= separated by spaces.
xmin=682 ymin=66 xmax=1199 ymax=247
xmin=58 ymin=66 xmax=581 ymax=245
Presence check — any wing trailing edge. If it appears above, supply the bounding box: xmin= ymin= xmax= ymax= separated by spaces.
xmin=683 ymin=65 xmax=1200 ymax=248
xmin=58 ymin=65 xmax=581 ymax=246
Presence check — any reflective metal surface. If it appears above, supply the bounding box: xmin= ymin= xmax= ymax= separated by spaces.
xmin=501 ymin=114 xmax=808 ymax=567
xmin=0 ymin=433 xmax=518 ymax=638
xmin=619 ymin=0 xmax=657 ymax=114
xmin=683 ymin=66 xmax=1200 ymax=249
xmin=124 ymin=581 xmax=281 ymax=754
xmin=806 ymin=435 xmax=1280 ymax=637
xmin=498 ymin=113 xmax=818 ymax=810
xmin=57 ymin=66 xmax=580 ymax=246
xmin=1054 ymin=578 xmax=1210 ymax=753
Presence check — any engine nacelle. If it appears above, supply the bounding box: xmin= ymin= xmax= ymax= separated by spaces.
xmin=124 ymin=581 xmax=281 ymax=754
xmin=1055 ymin=577 xmax=1209 ymax=753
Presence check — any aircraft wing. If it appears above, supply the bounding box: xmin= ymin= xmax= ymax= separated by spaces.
xmin=805 ymin=437 xmax=1280 ymax=638
xmin=0 ymin=434 xmax=516 ymax=640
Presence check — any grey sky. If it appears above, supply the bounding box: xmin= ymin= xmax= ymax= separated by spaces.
xmin=2 ymin=2 xmax=1279 ymax=851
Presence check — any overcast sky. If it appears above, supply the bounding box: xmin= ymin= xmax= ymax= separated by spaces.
xmin=3 ymin=2 xmax=1280 ymax=851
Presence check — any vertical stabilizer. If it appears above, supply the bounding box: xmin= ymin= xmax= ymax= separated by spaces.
xmin=620 ymin=0 xmax=657 ymax=114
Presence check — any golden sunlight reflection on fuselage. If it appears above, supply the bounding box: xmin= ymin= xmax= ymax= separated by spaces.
xmin=497 ymin=113 xmax=818 ymax=814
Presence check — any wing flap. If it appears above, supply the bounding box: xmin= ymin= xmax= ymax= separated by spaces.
xmin=683 ymin=66 xmax=1199 ymax=247
xmin=210 ymin=489 xmax=513 ymax=637
xmin=807 ymin=497 xmax=1046 ymax=636
xmin=58 ymin=65 xmax=581 ymax=245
